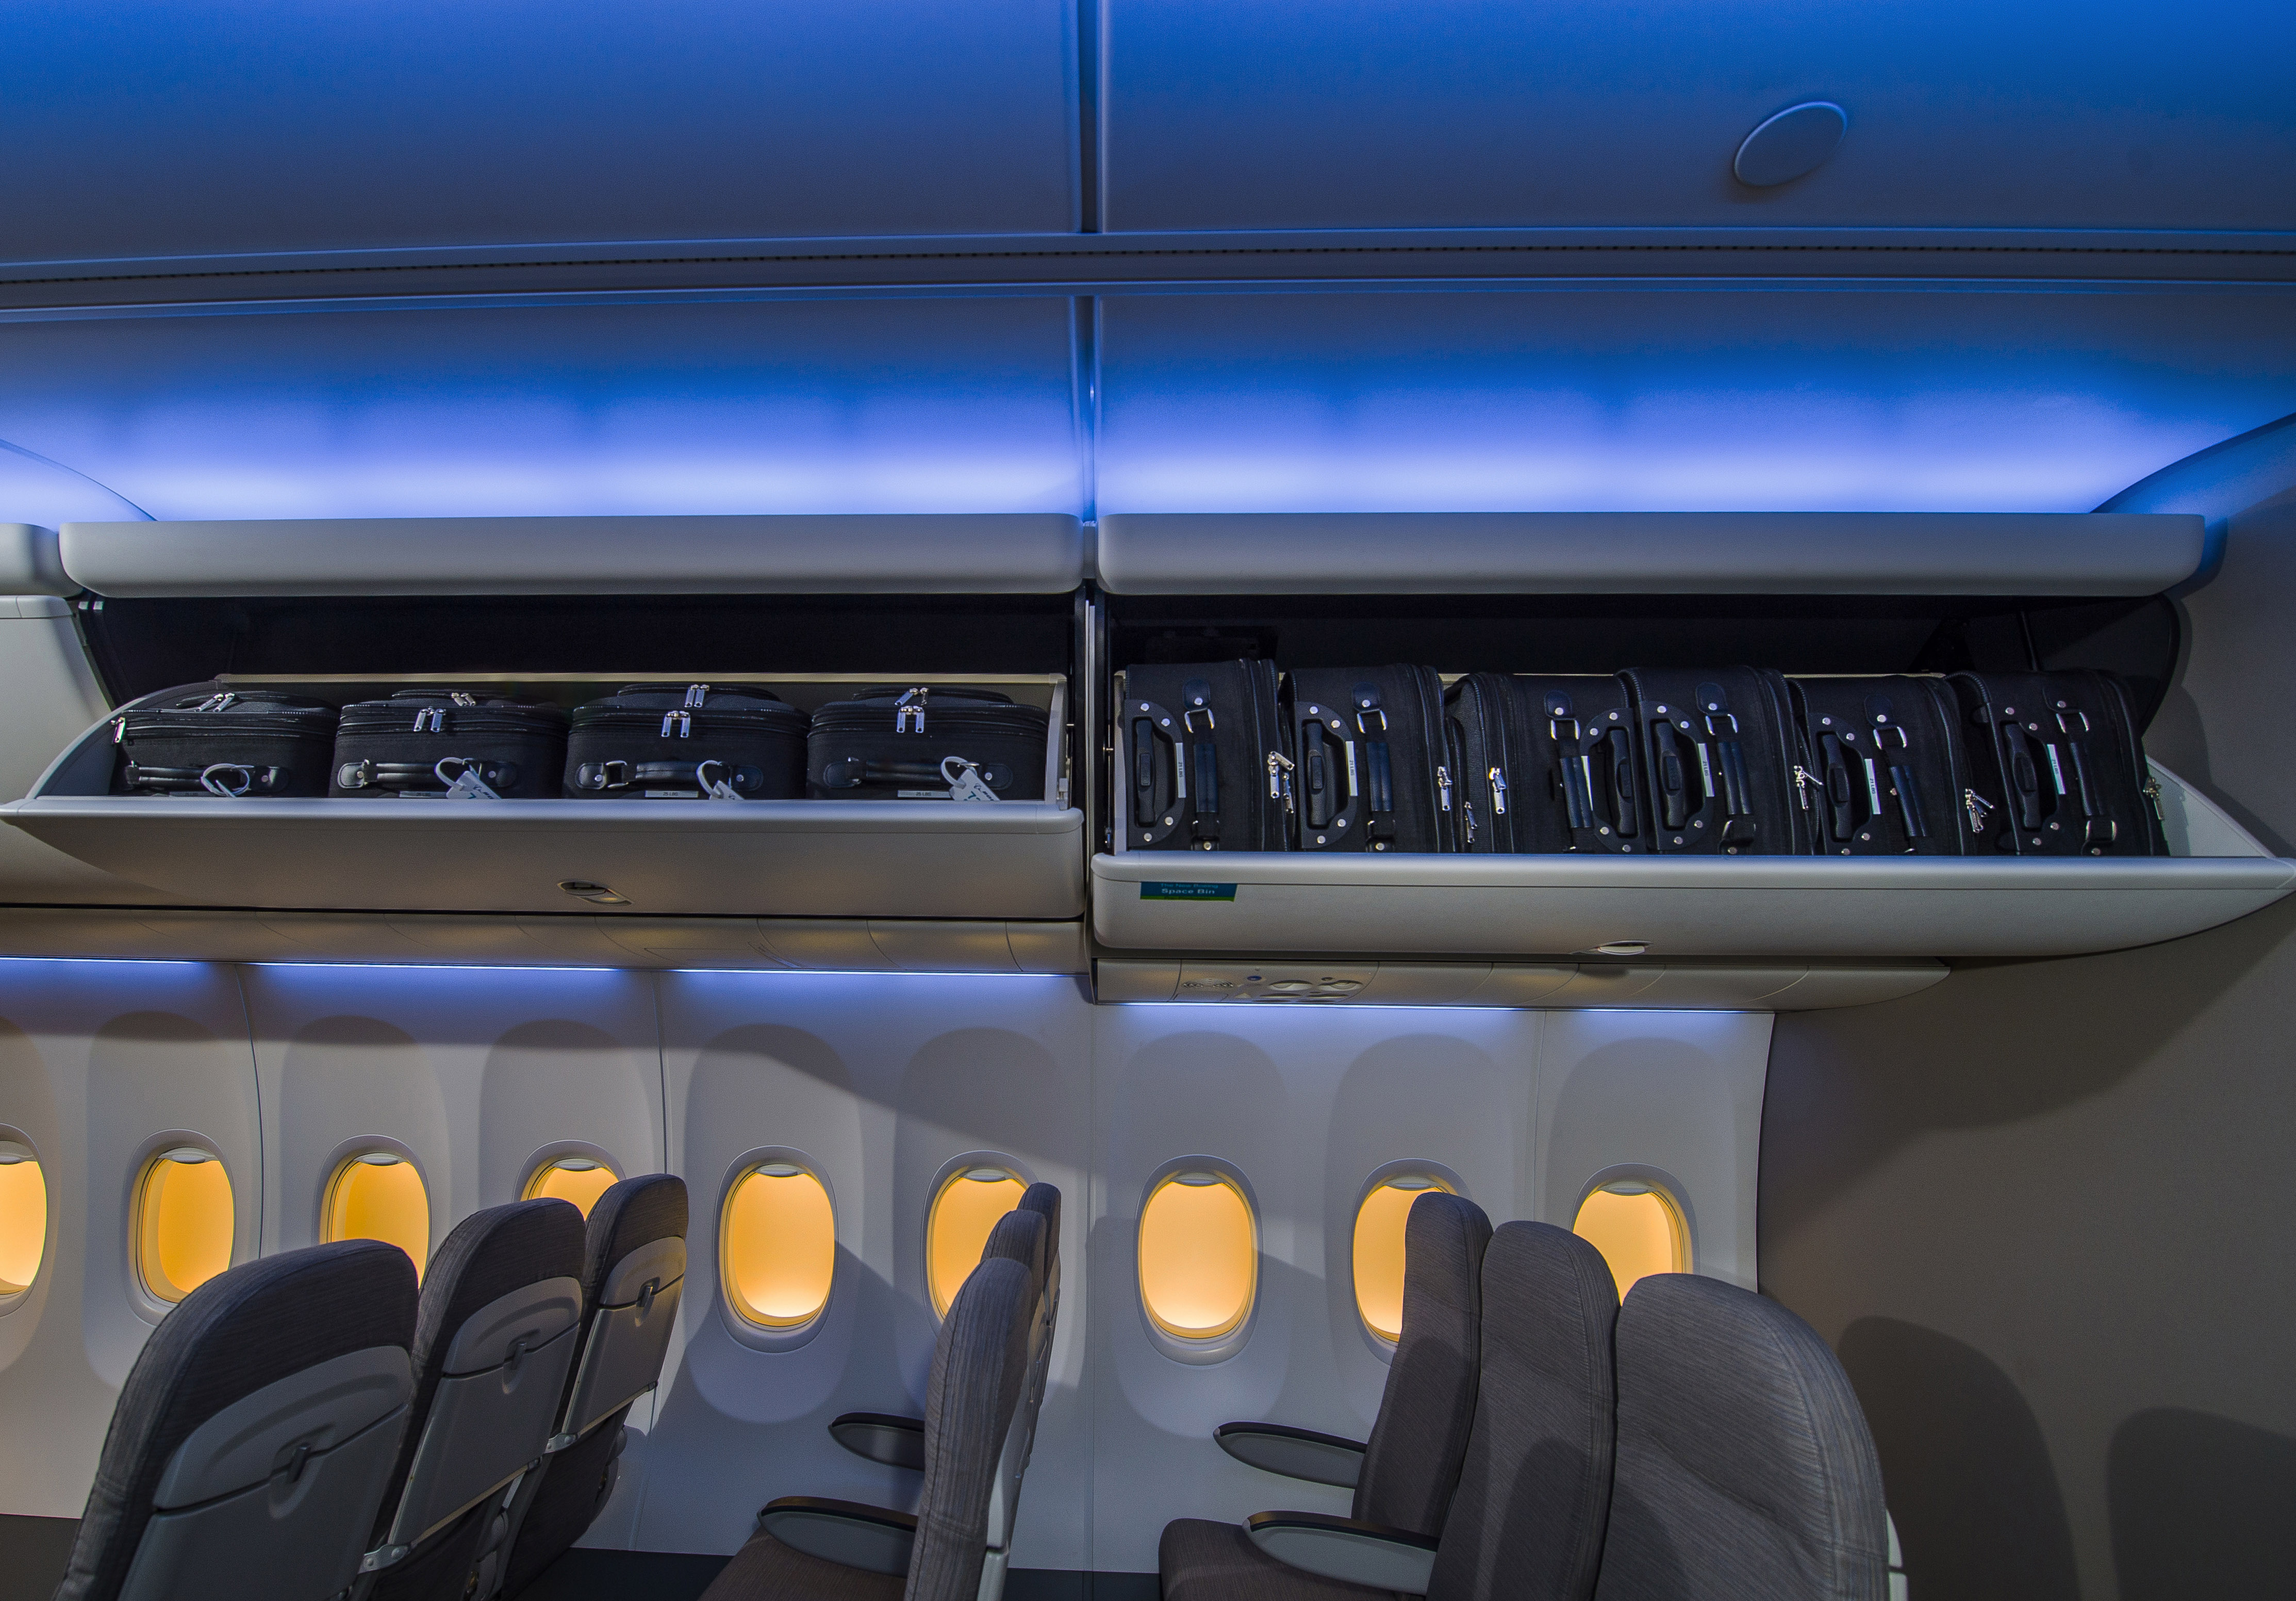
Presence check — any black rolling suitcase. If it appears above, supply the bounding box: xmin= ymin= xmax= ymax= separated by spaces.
xmin=1444 ymin=674 xmax=1645 ymax=853
xmin=1946 ymin=670 xmax=2163 ymax=856
xmin=111 ymin=689 xmax=339 ymax=797
xmin=565 ymin=683 xmax=807 ymax=799
xmin=1279 ymin=665 xmax=1453 ymax=852
xmin=1619 ymin=667 xmax=1809 ymax=855
xmin=808 ymin=687 xmax=1049 ymax=801
xmin=1119 ymin=661 xmax=1287 ymax=850
xmin=1787 ymin=676 xmax=1972 ymax=855
xmin=329 ymin=690 xmax=569 ymax=798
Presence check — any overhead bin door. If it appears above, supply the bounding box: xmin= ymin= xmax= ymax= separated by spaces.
xmin=0 ymin=0 xmax=1078 ymax=263
xmin=1102 ymin=0 xmax=2296 ymax=232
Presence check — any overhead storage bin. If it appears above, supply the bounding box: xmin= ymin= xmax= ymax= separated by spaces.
xmin=1092 ymin=759 xmax=2294 ymax=961
xmin=2 ymin=673 xmax=1079 ymax=921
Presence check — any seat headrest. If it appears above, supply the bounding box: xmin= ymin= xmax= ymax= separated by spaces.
xmin=980 ymin=1207 xmax=1048 ymax=1303
xmin=1016 ymin=1182 xmax=1061 ymax=1266
xmin=581 ymin=1173 xmax=688 ymax=1307
xmin=1608 ymin=1273 xmax=1887 ymax=1597
xmin=58 ymin=1241 xmax=417 ymax=1601
xmin=414 ymin=1200 xmax=587 ymax=1377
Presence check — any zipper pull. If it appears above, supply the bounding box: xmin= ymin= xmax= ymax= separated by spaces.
xmin=1463 ymin=801 xmax=1479 ymax=843
xmin=1437 ymin=764 xmax=1453 ymax=812
xmin=1489 ymin=768 xmax=1509 ymax=814
xmin=1266 ymin=751 xmax=1296 ymax=812
xmin=1963 ymin=788 xmax=1995 ymax=833
xmin=1792 ymin=765 xmax=1820 ymax=809
xmin=111 ymin=717 xmax=126 ymax=744
xmin=896 ymin=687 xmax=929 ymax=734
xmin=2142 ymin=774 xmax=2165 ymax=823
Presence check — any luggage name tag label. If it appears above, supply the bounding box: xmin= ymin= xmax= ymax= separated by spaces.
xmin=435 ymin=758 xmax=502 ymax=800
xmin=943 ymin=756 xmax=999 ymax=802
xmin=697 ymin=760 xmax=742 ymax=802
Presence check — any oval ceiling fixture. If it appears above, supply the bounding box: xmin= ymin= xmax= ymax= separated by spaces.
xmin=1733 ymin=101 xmax=1847 ymax=188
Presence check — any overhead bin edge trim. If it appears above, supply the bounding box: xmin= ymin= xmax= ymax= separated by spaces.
xmin=1093 ymin=512 xmax=2204 ymax=595
xmin=0 ymin=525 xmax=74 ymax=597
xmin=58 ymin=515 xmax=1088 ymax=597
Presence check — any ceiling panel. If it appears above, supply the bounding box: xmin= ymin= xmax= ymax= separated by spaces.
xmin=1094 ymin=287 xmax=2296 ymax=513
xmin=0 ymin=297 xmax=1082 ymax=521
xmin=1103 ymin=0 xmax=2296 ymax=232
xmin=0 ymin=0 xmax=1076 ymax=264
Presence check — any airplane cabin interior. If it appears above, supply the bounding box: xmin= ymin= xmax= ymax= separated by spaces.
xmin=0 ymin=4 xmax=2288 ymax=1599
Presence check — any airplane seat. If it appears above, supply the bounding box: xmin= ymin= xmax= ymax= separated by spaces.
xmin=358 ymin=1199 xmax=587 ymax=1601
xmin=701 ymin=1254 xmax=1035 ymax=1601
xmin=1161 ymin=1219 xmax=1613 ymax=1601
xmin=969 ymin=1208 xmax=1050 ymax=1601
xmin=1213 ymin=1191 xmax=1493 ymax=1528
xmin=490 ymin=1172 xmax=688 ymax=1600
xmin=830 ymin=1184 xmax=1065 ymax=1483
xmin=54 ymin=1240 xmax=420 ymax=1601
xmin=1590 ymin=1275 xmax=1887 ymax=1601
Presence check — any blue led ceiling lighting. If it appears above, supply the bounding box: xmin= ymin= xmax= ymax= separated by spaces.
xmin=0 ymin=298 xmax=1084 ymax=520
xmin=1095 ymin=286 xmax=2296 ymax=515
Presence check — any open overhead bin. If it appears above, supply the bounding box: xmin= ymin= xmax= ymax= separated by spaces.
xmin=1092 ymin=762 xmax=2292 ymax=961
xmin=2 ymin=673 xmax=1081 ymax=921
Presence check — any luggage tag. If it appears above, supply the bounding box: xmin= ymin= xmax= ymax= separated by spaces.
xmin=697 ymin=760 xmax=742 ymax=802
xmin=941 ymin=756 xmax=999 ymax=802
xmin=434 ymin=757 xmax=502 ymax=800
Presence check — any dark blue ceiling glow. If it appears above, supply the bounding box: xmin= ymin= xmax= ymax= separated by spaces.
xmin=0 ymin=299 xmax=1083 ymax=519
xmin=1103 ymin=0 xmax=2296 ymax=232
xmin=1093 ymin=287 xmax=2296 ymax=514
xmin=0 ymin=0 xmax=1077 ymax=263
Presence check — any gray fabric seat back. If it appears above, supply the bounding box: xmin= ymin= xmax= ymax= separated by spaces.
xmin=490 ymin=1174 xmax=688 ymax=1601
xmin=902 ymin=1256 xmax=1034 ymax=1601
xmin=56 ymin=1240 xmax=420 ymax=1601
xmin=367 ymin=1199 xmax=586 ymax=1574
xmin=972 ymin=1209 xmax=1049 ymax=1556
xmin=1353 ymin=1190 xmax=1493 ymax=1536
xmin=1426 ymin=1222 xmax=1618 ymax=1601
xmin=1015 ymin=1182 xmax=1061 ymax=1327
xmin=1592 ymin=1275 xmax=1887 ymax=1601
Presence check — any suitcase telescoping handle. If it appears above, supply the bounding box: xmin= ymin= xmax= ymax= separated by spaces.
xmin=819 ymin=757 xmax=1014 ymax=792
xmin=1127 ymin=684 xmax=1220 ymax=847
xmin=124 ymin=761 xmax=294 ymax=797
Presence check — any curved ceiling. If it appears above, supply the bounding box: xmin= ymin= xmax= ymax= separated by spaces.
xmin=0 ymin=2 xmax=2288 ymax=525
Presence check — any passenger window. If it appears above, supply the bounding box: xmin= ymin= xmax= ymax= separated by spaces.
xmin=722 ymin=1162 xmax=836 ymax=1330
xmin=136 ymin=1148 xmax=235 ymax=1304
xmin=1352 ymin=1173 xmax=1453 ymax=1342
xmin=0 ymin=1143 xmax=45 ymax=1298
xmin=1138 ymin=1168 xmax=1257 ymax=1342
xmin=1572 ymin=1182 xmax=1688 ymax=1299
xmin=323 ymin=1151 xmax=432 ymax=1282
xmin=927 ymin=1164 xmax=1027 ymax=1318
xmin=523 ymin=1156 xmax=621 ymax=1219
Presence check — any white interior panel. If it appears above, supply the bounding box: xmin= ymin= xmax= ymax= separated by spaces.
xmin=1084 ymin=1004 xmax=1539 ymax=1573
xmin=1532 ymin=1010 xmax=1774 ymax=1291
xmin=0 ymin=960 xmax=255 ymax=1517
xmin=647 ymin=972 xmax=1092 ymax=1567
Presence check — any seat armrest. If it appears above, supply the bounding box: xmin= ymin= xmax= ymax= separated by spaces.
xmin=829 ymin=1411 xmax=927 ymax=1471
xmin=1246 ymin=1512 xmax=1438 ymax=1596
xmin=757 ymin=1496 xmax=919 ymax=1575
xmin=1214 ymin=1422 xmax=1369 ymax=1488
